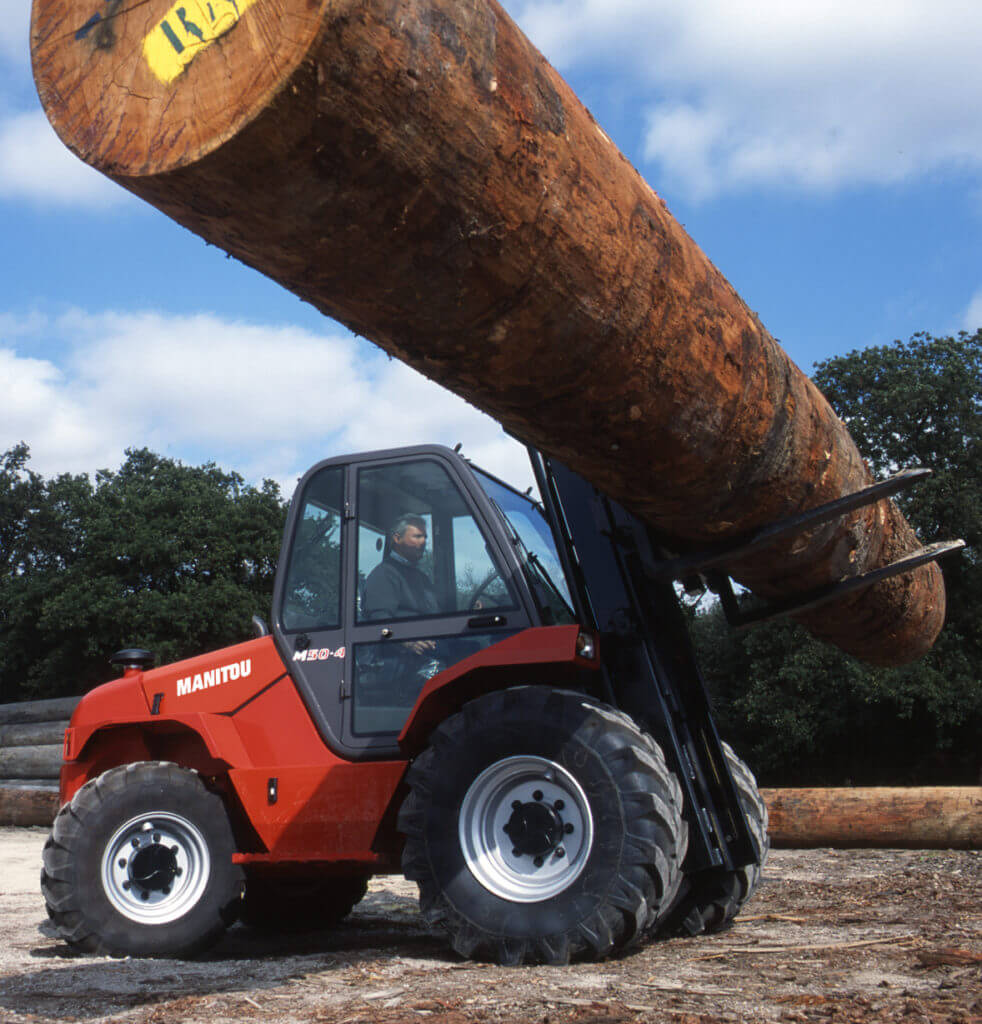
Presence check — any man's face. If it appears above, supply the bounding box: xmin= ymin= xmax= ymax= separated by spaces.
xmin=393 ymin=524 xmax=427 ymax=562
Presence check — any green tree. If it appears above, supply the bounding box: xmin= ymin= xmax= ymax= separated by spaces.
xmin=0 ymin=447 xmax=286 ymax=702
xmin=813 ymin=330 xmax=981 ymax=667
xmin=694 ymin=330 xmax=981 ymax=785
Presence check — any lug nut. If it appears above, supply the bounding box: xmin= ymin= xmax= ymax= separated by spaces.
xmin=512 ymin=848 xmax=522 ymax=857
xmin=122 ymin=880 xmax=131 ymax=890
xmin=152 ymin=833 xmax=161 ymax=843
xmin=140 ymin=891 xmax=150 ymax=901
xmin=118 ymin=858 xmax=127 ymax=868
xmin=131 ymin=837 xmax=140 ymax=848
xmin=512 ymin=800 xmax=522 ymax=810
xmin=555 ymin=848 xmax=565 ymax=859
xmin=532 ymin=790 xmax=543 ymax=801
xmin=554 ymin=799 xmax=565 ymax=811
xmin=533 ymin=856 xmax=544 ymax=867
xmin=564 ymin=822 xmax=574 ymax=834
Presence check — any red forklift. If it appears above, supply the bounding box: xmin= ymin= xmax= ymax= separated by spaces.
xmin=44 ymin=443 xmax=948 ymax=964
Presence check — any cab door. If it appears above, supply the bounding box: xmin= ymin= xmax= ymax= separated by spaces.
xmin=342 ymin=451 xmax=530 ymax=756
xmin=272 ymin=461 xmax=349 ymax=745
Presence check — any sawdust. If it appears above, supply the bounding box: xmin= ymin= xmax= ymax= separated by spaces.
xmin=0 ymin=828 xmax=979 ymax=1024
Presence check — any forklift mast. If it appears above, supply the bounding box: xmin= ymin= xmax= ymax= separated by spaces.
xmin=528 ymin=451 xmax=758 ymax=877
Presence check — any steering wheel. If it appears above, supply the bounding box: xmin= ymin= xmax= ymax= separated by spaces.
xmin=468 ymin=572 xmax=503 ymax=610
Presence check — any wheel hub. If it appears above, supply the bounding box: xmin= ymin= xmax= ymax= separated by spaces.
xmin=458 ymin=755 xmax=594 ymax=902
xmin=504 ymin=799 xmax=565 ymax=858
xmin=100 ymin=812 xmax=211 ymax=924
xmin=129 ymin=840 xmax=180 ymax=892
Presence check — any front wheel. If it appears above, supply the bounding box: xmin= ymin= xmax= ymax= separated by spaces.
xmin=399 ymin=687 xmax=686 ymax=965
xmin=41 ymin=762 xmax=243 ymax=957
xmin=666 ymin=742 xmax=770 ymax=936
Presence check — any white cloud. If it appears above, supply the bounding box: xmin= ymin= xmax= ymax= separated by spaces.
xmin=0 ymin=348 xmax=109 ymax=469
xmin=512 ymin=0 xmax=982 ymax=199
xmin=0 ymin=311 xmax=533 ymax=491
xmin=0 ymin=110 xmax=123 ymax=206
xmin=963 ymin=290 xmax=982 ymax=333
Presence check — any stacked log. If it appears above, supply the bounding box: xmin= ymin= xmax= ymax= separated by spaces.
xmin=763 ymin=787 xmax=982 ymax=850
xmin=0 ymin=697 xmax=78 ymax=826
xmin=0 ymin=698 xmax=977 ymax=844
xmin=30 ymin=0 xmax=949 ymax=666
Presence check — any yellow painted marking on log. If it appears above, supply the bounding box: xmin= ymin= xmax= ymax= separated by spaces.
xmin=143 ymin=0 xmax=258 ymax=84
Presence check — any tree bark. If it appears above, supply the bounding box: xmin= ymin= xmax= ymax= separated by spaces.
xmin=762 ymin=787 xmax=982 ymax=849
xmin=0 ymin=745 xmax=64 ymax=779
xmin=0 ymin=785 xmax=59 ymax=827
xmin=0 ymin=697 xmax=79 ymax=725
xmin=0 ymin=721 xmax=68 ymax=748
xmin=31 ymin=0 xmax=947 ymax=664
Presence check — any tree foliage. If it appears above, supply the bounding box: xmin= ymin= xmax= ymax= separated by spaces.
xmin=693 ymin=330 xmax=981 ymax=785
xmin=0 ymin=447 xmax=286 ymax=702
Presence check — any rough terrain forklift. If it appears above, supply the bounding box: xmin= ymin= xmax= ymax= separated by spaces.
xmin=52 ymin=440 xmax=932 ymax=966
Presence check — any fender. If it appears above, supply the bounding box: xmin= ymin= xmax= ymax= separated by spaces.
xmin=398 ymin=625 xmax=600 ymax=755
xmin=58 ymin=638 xmax=406 ymax=864
xmin=60 ymin=636 xmax=290 ymax=800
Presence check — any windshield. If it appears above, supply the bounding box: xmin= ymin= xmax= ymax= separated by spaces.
xmin=471 ymin=468 xmax=576 ymax=624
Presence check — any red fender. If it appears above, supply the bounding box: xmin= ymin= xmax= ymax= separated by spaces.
xmin=398 ymin=625 xmax=599 ymax=754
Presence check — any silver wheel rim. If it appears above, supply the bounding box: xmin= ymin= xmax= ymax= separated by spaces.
xmin=458 ymin=755 xmax=594 ymax=902
xmin=100 ymin=811 xmax=211 ymax=924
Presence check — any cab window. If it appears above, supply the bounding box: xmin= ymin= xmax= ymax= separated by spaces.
xmin=355 ymin=459 xmax=515 ymax=623
xmin=280 ymin=465 xmax=344 ymax=631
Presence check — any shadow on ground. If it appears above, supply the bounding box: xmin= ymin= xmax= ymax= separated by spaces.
xmin=0 ymin=895 xmax=447 ymax=1022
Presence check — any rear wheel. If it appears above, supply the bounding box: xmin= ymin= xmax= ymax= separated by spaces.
xmin=41 ymin=762 xmax=243 ymax=957
xmin=666 ymin=742 xmax=769 ymax=936
xmin=240 ymin=872 xmax=369 ymax=931
xmin=399 ymin=687 xmax=686 ymax=965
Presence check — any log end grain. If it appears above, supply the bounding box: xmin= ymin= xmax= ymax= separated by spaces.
xmin=31 ymin=0 xmax=324 ymax=174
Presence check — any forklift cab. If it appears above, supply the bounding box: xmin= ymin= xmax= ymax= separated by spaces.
xmin=271 ymin=446 xmax=573 ymax=758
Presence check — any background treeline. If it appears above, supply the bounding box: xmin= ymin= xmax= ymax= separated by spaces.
xmin=0 ymin=448 xmax=286 ymax=701
xmin=691 ymin=330 xmax=980 ymax=785
xmin=1 ymin=330 xmax=978 ymax=785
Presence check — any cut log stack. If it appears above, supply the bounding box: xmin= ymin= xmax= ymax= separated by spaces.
xmin=30 ymin=0 xmax=950 ymax=666
xmin=0 ymin=697 xmax=79 ymax=826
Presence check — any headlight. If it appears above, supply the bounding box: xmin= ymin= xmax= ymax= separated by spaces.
xmin=575 ymin=631 xmax=597 ymax=660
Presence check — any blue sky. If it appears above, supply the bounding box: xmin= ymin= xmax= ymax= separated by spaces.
xmin=1 ymin=0 xmax=980 ymax=495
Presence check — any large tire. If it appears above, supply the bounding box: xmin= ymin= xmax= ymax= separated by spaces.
xmin=41 ymin=761 xmax=243 ymax=957
xmin=398 ymin=687 xmax=686 ymax=965
xmin=240 ymin=871 xmax=369 ymax=932
xmin=666 ymin=742 xmax=769 ymax=937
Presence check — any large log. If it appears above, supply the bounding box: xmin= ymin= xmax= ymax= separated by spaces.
xmin=30 ymin=0 xmax=947 ymax=664
xmin=763 ymin=787 xmax=982 ymax=849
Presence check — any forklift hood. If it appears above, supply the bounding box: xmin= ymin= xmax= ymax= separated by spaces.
xmin=63 ymin=636 xmax=285 ymax=762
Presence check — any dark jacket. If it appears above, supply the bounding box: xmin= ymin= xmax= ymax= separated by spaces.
xmin=362 ymin=554 xmax=441 ymax=620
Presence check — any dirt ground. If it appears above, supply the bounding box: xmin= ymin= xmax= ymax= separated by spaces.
xmin=0 ymin=827 xmax=979 ymax=1024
